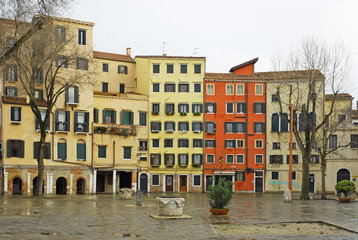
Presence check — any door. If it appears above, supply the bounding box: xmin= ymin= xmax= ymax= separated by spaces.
xmin=13 ymin=177 xmax=22 ymax=195
xmin=255 ymin=178 xmax=263 ymax=192
xmin=96 ymin=173 xmax=105 ymax=193
xmin=77 ymin=178 xmax=85 ymax=194
xmin=166 ymin=175 xmax=173 ymax=192
xmin=140 ymin=174 xmax=148 ymax=193
xmin=180 ymin=176 xmax=187 ymax=192
xmin=309 ymin=174 xmax=315 ymax=193
xmin=206 ymin=175 xmax=213 ymax=191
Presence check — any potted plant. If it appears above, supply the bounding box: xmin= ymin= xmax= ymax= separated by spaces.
xmin=193 ymin=112 xmax=201 ymax=116
xmin=335 ymin=180 xmax=356 ymax=203
xmin=180 ymin=112 xmax=187 ymax=116
xmin=208 ymin=178 xmax=234 ymax=215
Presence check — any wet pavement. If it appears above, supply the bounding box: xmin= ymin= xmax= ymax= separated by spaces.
xmin=0 ymin=193 xmax=357 ymax=239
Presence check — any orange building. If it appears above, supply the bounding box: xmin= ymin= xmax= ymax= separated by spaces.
xmin=204 ymin=58 xmax=266 ymax=192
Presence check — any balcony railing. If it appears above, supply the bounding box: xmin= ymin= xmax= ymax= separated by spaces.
xmin=93 ymin=123 xmax=138 ymax=136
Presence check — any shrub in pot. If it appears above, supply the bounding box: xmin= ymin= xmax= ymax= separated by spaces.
xmin=208 ymin=177 xmax=234 ymax=215
xmin=335 ymin=180 xmax=356 ymax=202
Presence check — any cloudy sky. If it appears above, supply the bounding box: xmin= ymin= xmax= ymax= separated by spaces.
xmin=69 ymin=0 xmax=358 ymax=101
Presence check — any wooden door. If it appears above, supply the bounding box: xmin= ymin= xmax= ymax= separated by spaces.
xmin=180 ymin=176 xmax=187 ymax=192
xmin=166 ymin=175 xmax=173 ymax=192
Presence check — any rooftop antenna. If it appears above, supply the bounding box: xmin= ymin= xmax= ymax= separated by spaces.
xmin=193 ymin=48 xmax=199 ymax=56
xmin=162 ymin=42 xmax=168 ymax=55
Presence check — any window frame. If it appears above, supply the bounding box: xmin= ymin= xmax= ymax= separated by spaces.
xmin=78 ymin=29 xmax=87 ymax=45
xmin=206 ymin=154 xmax=215 ymax=163
xmin=236 ymin=83 xmax=244 ymax=95
xmin=98 ymin=145 xmax=107 ymax=158
xmin=193 ymin=175 xmax=201 ymax=187
xmin=226 ymin=154 xmax=234 ymax=164
xmin=226 ymin=102 xmax=234 ymax=114
xmin=10 ymin=106 xmax=21 ymax=122
xmin=255 ymin=154 xmax=263 ymax=164
xmin=152 ymin=174 xmax=160 ymax=186
xmin=272 ymin=171 xmax=279 ymax=180
xmin=255 ymin=139 xmax=263 ymax=148
xmin=255 ymin=84 xmax=263 ymax=95
xmin=226 ymin=84 xmax=234 ymax=95
xmin=206 ymin=83 xmax=215 ymax=95
xmin=236 ymin=154 xmax=244 ymax=164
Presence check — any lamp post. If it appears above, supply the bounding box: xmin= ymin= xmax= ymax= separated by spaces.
xmin=136 ymin=166 xmax=142 ymax=206
xmin=289 ymin=96 xmax=294 ymax=202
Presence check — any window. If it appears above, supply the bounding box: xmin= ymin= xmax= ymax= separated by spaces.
xmin=256 ymin=140 xmax=263 ymax=148
xmin=192 ymin=122 xmax=203 ymax=132
xmin=272 ymin=172 xmax=279 ymax=180
xmin=255 ymin=84 xmax=263 ymax=95
xmin=121 ymin=111 xmax=133 ymax=125
xmin=194 ymin=83 xmax=201 ymax=93
xmin=226 ymin=102 xmax=234 ymax=114
xmin=35 ymin=89 xmax=43 ymax=99
xmin=74 ymin=112 xmax=89 ymax=132
xmin=192 ymin=154 xmax=203 ymax=165
xmin=57 ymin=139 xmax=67 ymax=160
xmin=152 ymin=175 xmax=160 ymax=186
xmin=7 ymin=140 xmax=24 ymax=158
xmin=118 ymin=65 xmax=128 ymax=74
xmin=152 ymin=83 xmax=160 ymax=92
xmin=152 ymin=103 xmax=160 ymax=114
xmin=194 ymin=64 xmax=201 ymax=74
xmin=4 ymin=87 xmax=17 ymax=97
xmin=289 ymin=142 xmax=297 ymax=150
xmin=139 ymin=140 xmax=148 ymax=151
xmin=35 ymin=69 xmax=43 ymax=84
xmin=193 ymin=175 xmax=201 ymax=186
xmin=271 ymin=113 xmax=279 ymax=132
xmin=151 ymin=121 xmax=161 ymax=132
xmin=178 ymin=103 xmax=189 ymax=113
xmin=55 ymin=26 xmax=66 ymax=43
xmin=55 ymin=110 xmax=70 ymax=131
xmin=76 ymin=141 xmax=86 ymax=160
xmin=164 ymin=139 xmax=174 ymax=148
xmin=178 ymin=139 xmax=189 ymax=148
xmin=270 ymin=155 xmax=283 ymax=164
xmin=153 ymin=64 xmax=160 ymax=74
xmin=338 ymin=114 xmax=346 ymax=123
xmin=152 ymin=139 xmax=160 ymax=148
xmin=119 ymin=84 xmax=125 ymax=94
xmin=193 ymin=139 xmax=203 ymax=148
xmin=139 ymin=112 xmax=147 ymax=126
xmin=272 ymin=142 xmax=281 ymax=150
xmin=164 ymin=83 xmax=175 ymax=92
xmin=310 ymin=155 xmax=319 ymax=164
xmin=178 ymin=154 xmax=189 ymax=165
xmin=272 ymin=94 xmax=279 ymax=102
xmin=236 ymin=102 xmax=246 ymax=114
xmin=286 ymin=155 xmax=299 ymax=164
xmin=225 ymin=140 xmax=235 ymax=148
xmin=226 ymin=84 xmax=234 ymax=95
xmin=225 ymin=122 xmax=246 ymax=133
xmin=140 ymin=157 xmax=147 ymax=161
xmin=33 ymin=142 xmax=51 ymax=159
xmin=178 ymin=83 xmax=189 ymax=93
xmin=292 ymin=172 xmax=296 ymax=180
xmin=180 ymin=64 xmax=187 ymax=73
xmin=253 ymin=103 xmax=265 ymax=113
xmin=351 ymin=135 xmax=358 ymax=148
xmin=36 ymin=110 xmax=50 ymax=130
xmin=98 ymin=146 xmax=106 ymax=158
xmin=280 ymin=113 xmax=289 ymax=132
xmin=192 ymin=104 xmax=203 ymax=113
xmin=123 ymin=147 xmax=131 ymax=159
xmin=165 ymin=121 xmax=175 ymax=132
xmin=5 ymin=65 xmax=17 ymax=82
xmin=206 ymin=83 xmax=215 ymax=95
xmin=164 ymin=154 xmax=175 ymax=166
xmin=255 ymin=155 xmax=263 ymax=164
xmin=66 ymin=86 xmax=79 ymax=104
xmin=10 ymin=107 xmax=21 ymax=122
xmin=167 ymin=64 xmax=174 ymax=73
xmin=205 ymin=102 xmax=216 ymax=113
xmin=165 ymin=103 xmax=175 ymax=113
xmin=205 ymin=140 xmax=216 ymax=148
xmin=78 ymin=29 xmax=86 ymax=45
xmin=55 ymin=55 xmax=68 ymax=68
xmin=329 ymin=135 xmax=337 ymax=148
xmin=102 ymin=110 xmax=116 ymax=124
xmin=254 ymin=122 xmax=265 ymax=133
xmin=206 ymin=154 xmax=214 ymax=163
xmin=151 ymin=154 xmax=161 ymax=166
xmin=236 ymin=171 xmax=245 ymax=181
xmin=102 ymin=63 xmax=108 ymax=72
xmin=76 ymin=58 xmax=88 ymax=70
xmin=237 ymin=139 xmax=244 ymax=148
xmin=226 ymin=154 xmax=234 ymax=164
xmin=236 ymin=83 xmax=244 ymax=95
xmin=236 ymin=155 xmax=244 ymax=164
xmin=205 ymin=122 xmax=216 ymax=133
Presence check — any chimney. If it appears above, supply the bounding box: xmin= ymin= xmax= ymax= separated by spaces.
xmin=126 ymin=48 xmax=131 ymax=56
xmin=356 ymin=101 xmax=358 ymax=110
xmin=163 ymin=54 xmax=167 ymax=56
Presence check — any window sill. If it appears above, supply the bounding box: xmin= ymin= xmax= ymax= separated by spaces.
xmin=56 ymin=131 xmax=69 ymax=134
xmin=56 ymin=159 xmax=67 ymax=161
xmin=10 ymin=121 xmax=21 ymax=124
xmin=75 ymin=132 xmax=88 ymax=135
xmin=66 ymin=102 xmax=79 ymax=105
xmin=77 ymin=159 xmax=86 ymax=161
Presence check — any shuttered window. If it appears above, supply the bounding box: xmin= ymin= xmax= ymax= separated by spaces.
xmin=77 ymin=143 xmax=86 ymax=160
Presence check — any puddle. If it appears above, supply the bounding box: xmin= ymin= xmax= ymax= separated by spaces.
xmin=17 ymin=211 xmax=38 ymax=216
xmin=41 ymin=232 xmax=57 ymax=236
xmin=110 ymin=232 xmax=141 ymax=238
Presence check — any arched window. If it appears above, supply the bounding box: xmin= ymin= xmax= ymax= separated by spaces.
xmin=271 ymin=113 xmax=279 ymax=132
xmin=57 ymin=138 xmax=67 ymax=160
xmin=337 ymin=169 xmax=350 ymax=183
xmin=281 ymin=113 xmax=289 ymax=132
xmin=76 ymin=139 xmax=86 ymax=161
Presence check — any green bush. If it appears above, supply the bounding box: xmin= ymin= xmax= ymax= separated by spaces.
xmin=208 ymin=178 xmax=234 ymax=209
xmin=335 ymin=180 xmax=356 ymax=198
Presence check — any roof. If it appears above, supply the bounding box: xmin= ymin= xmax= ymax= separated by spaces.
xmin=325 ymin=93 xmax=352 ymax=100
xmin=205 ymin=73 xmax=262 ymax=81
xmin=2 ymin=96 xmax=27 ymax=105
xmin=229 ymin=58 xmax=258 ymax=73
xmin=135 ymin=55 xmax=205 ymax=60
xmin=33 ymin=15 xmax=95 ymax=26
xmin=352 ymin=110 xmax=358 ymax=120
xmin=93 ymin=51 xmax=135 ymax=63
xmin=0 ymin=18 xmax=31 ymax=26
xmin=256 ymin=70 xmax=325 ymax=80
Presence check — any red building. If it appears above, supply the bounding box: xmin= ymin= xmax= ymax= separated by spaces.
xmin=204 ymin=58 xmax=266 ymax=192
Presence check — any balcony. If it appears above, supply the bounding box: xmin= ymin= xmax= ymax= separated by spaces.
xmin=93 ymin=123 xmax=138 ymax=137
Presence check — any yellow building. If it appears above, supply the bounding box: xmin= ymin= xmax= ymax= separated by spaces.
xmin=135 ymin=55 xmax=205 ymax=192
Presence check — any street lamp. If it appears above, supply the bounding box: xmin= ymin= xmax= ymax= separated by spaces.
xmin=136 ymin=166 xmax=142 ymax=206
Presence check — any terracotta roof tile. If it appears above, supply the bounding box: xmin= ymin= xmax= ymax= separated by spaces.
xmin=325 ymin=93 xmax=352 ymax=100
xmin=229 ymin=58 xmax=259 ymax=73
xmin=205 ymin=73 xmax=262 ymax=81
xmin=256 ymin=70 xmax=324 ymax=80
xmin=93 ymin=51 xmax=135 ymax=63
xmin=2 ymin=96 xmax=27 ymax=105
xmin=35 ymin=99 xmax=47 ymax=107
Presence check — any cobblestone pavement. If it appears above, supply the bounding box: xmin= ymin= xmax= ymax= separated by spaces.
xmin=0 ymin=193 xmax=357 ymax=239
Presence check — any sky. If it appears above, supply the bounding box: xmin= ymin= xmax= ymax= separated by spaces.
xmin=69 ymin=0 xmax=358 ymax=103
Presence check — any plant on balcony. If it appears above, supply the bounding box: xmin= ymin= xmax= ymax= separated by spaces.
xmin=120 ymin=128 xmax=129 ymax=137
xmin=152 ymin=111 xmax=159 ymax=115
xmin=178 ymin=162 xmax=187 ymax=167
xmin=180 ymin=112 xmax=187 ymax=116
xmin=193 ymin=112 xmax=201 ymax=116
xmin=192 ymin=163 xmax=201 ymax=168
xmin=130 ymin=125 xmax=138 ymax=136
xmin=95 ymin=126 xmax=107 ymax=134
xmin=166 ymin=112 xmax=175 ymax=116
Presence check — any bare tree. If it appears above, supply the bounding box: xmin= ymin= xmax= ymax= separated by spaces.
xmin=267 ymin=37 xmax=350 ymax=200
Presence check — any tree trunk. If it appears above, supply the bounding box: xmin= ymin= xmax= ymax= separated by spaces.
xmin=321 ymin=157 xmax=326 ymax=200
xmin=34 ymin=125 xmax=46 ymax=196
xmin=300 ymin=154 xmax=310 ymax=200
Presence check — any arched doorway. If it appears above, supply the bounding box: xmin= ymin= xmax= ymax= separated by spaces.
xmin=140 ymin=173 xmax=148 ymax=193
xmin=337 ymin=168 xmax=350 ymax=183
xmin=33 ymin=177 xmax=44 ymax=194
xmin=56 ymin=177 xmax=67 ymax=194
xmin=76 ymin=178 xmax=85 ymax=194
xmin=13 ymin=177 xmax=22 ymax=195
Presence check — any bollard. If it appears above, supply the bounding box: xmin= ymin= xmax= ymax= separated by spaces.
xmin=284 ymin=189 xmax=291 ymax=203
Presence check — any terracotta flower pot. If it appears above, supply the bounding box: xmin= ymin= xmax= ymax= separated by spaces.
xmin=210 ymin=208 xmax=229 ymax=216
xmin=338 ymin=197 xmax=351 ymax=203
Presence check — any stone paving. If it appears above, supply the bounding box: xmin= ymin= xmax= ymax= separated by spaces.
xmin=0 ymin=193 xmax=357 ymax=239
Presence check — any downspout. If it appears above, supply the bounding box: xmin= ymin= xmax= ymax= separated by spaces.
xmin=245 ymin=82 xmax=248 ymax=171
xmin=113 ymin=140 xmax=115 ymax=168
xmin=51 ymin=111 xmax=54 ymax=162
xmin=202 ymin=79 xmax=205 ymax=192
xmin=264 ymin=80 xmax=267 ymax=192
xmin=91 ymin=121 xmax=94 ymax=168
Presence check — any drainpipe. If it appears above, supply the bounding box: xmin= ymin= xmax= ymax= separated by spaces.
xmin=113 ymin=141 xmax=115 ymax=168
xmin=91 ymin=121 xmax=94 ymax=168
xmin=245 ymin=82 xmax=248 ymax=171
xmin=51 ymin=111 xmax=54 ymax=162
